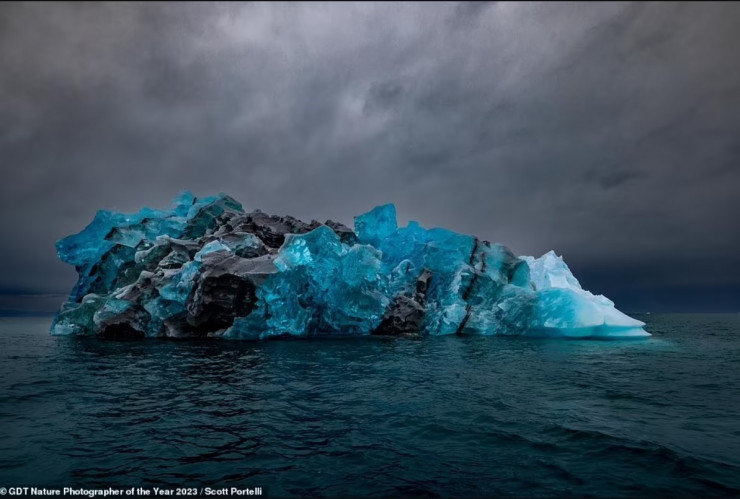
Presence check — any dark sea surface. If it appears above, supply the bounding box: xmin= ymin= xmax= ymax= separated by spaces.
xmin=1 ymin=314 xmax=739 ymax=498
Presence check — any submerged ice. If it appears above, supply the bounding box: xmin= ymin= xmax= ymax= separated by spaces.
xmin=51 ymin=193 xmax=648 ymax=339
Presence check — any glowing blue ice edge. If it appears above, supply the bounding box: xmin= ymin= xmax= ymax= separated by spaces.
xmin=51 ymin=192 xmax=649 ymax=339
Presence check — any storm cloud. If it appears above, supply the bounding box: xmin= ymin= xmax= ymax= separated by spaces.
xmin=1 ymin=1 xmax=739 ymax=313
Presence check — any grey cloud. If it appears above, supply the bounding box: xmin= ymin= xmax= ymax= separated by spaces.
xmin=0 ymin=1 xmax=738 ymax=311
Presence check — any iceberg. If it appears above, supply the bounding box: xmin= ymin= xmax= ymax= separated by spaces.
xmin=51 ymin=193 xmax=649 ymax=339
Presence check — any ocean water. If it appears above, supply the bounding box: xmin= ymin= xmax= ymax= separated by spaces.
xmin=1 ymin=314 xmax=739 ymax=498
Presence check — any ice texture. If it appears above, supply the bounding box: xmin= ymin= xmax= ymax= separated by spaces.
xmin=51 ymin=193 xmax=649 ymax=339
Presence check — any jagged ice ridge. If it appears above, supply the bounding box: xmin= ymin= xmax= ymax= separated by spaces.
xmin=51 ymin=192 xmax=648 ymax=339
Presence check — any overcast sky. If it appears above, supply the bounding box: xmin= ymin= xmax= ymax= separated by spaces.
xmin=1 ymin=1 xmax=739 ymax=313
